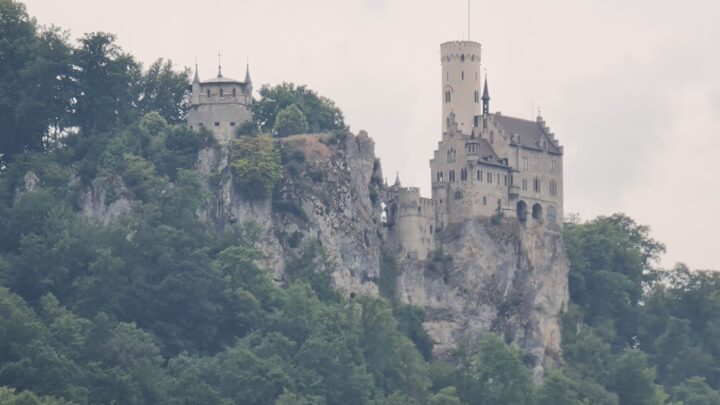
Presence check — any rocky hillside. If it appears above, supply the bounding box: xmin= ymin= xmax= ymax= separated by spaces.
xmin=186 ymin=130 xmax=569 ymax=378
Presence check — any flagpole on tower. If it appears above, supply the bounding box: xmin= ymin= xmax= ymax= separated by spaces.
xmin=468 ymin=0 xmax=471 ymax=40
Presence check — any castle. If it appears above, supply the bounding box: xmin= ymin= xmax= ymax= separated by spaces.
xmin=186 ymin=41 xmax=564 ymax=260
xmin=383 ymin=40 xmax=564 ymax=259
xmin=186 ymin=62 xmax=253 ymax=143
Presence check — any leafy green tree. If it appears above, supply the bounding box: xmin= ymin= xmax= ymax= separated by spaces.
xmin=535 ymin=370 xmax=583 ymax=405
xmin=456 ymin=333 xmax=534 ymax=405
xmin=230 ymin=134 xmax=282 ymax=199
xmin=357 ymin=297 xmax=430 ymax=400
xmin=393 ymin=305 xmax=434 ymax=361
xmin=428 ymin=387 xmax=462 ymax=405
xmin=608 ymin=349 xmax=666 ymax=405
xmin=71 ymin=32 xmax=138 ymax=134
xmin=0 ymin=386 xmax=76 ymax=405
xmin=275 ymin=390 xmax=326 ymax=405
xmin=564 ymin=214 xmax=665 ymax=346
xmin=0 ymin=0 xmax=73 ymax=165
xmin=133 ymin=58 xmax=190 ymax=124
xmin=273 ymin=104 xmax=309 ymax=137
xmin=284 ymin=240 xmax=340 ymax=303
xmin=671 ymin=377 xmax=720 ymax=405
xmin=254 ymin=82 xmax=345 ymax=133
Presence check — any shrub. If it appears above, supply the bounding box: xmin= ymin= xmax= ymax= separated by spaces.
xmin=230 ymin=135 xmax=281 ymax=200
xmin=273 ymin=104 xmax=308 ymax=137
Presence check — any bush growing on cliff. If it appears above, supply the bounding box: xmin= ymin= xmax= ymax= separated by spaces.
xmin=273 ymin=104 xmax=309 ymax=137
xmin=230 ymin=134 xmax=282 ymax=199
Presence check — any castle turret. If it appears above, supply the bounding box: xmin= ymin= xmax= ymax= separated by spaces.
xmin=441 ymin=41 xmax=482 ymax=134
xmin=186 ymin=62 xmax=253 ymax=143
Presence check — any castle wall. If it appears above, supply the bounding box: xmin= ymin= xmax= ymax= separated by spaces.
xmin=187 ymin=82 xmax=252 ymax=143
xmin=387 ymin=188 xmax=436 ymax=259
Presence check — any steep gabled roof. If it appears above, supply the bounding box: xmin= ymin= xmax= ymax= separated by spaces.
xmin=475 ymin=138 xmax=509 ymax=169
xmin=493 ymin=114 xmax=562 ymax=154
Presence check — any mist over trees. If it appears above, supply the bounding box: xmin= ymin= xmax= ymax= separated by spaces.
xmin=1 ymin=1 xmax=720 ymax=404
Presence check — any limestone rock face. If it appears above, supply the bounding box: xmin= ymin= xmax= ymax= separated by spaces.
xmin=198 ymin=132 xmax=384 ymax=294
xmin=396 ymin=219 xmax=569 ymax=380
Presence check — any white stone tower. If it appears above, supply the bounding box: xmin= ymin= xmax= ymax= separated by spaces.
xmin=440 ymin=41 xmax=482 ymax=134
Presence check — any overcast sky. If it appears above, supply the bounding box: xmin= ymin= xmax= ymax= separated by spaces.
xmin=24 ymin=0 xmax=720 ymax=270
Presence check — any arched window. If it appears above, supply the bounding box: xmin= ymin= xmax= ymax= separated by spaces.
xmin=532 ymin=203 xmax=543 ymax=221
xmin=547 ymin=206 xmax=557 ymax=223
xmin=461 ymin=54 xmax=465 ymax=62
xmin=454 ymin=190 xmax=463 ymax=199
xmin=517 ymin=200 xmax=528 ymax=222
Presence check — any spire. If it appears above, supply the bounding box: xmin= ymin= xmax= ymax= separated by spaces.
xmin=482 ymin=74 xmax=490 ymax=131
xmin=244 ymin=60 xmax=252 ymax=85
xmin=394 ymin=172 xmax=401 ymax=187
xmin=193 ymin=59 xmax=200 ymax=83
xmin=482 ymin=74 xmax=490 ymax=101
xmin=217 ymin=51 xmax=223 ymax=78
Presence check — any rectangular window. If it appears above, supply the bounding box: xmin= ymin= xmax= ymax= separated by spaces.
xmin=214 ymin=122 xmax=220 ymax=127
xmin=534 ymin=158 xmax=540 ymax=169
xmin=220 ymin=88 xmax=224 ymax=97
xmin=230 ymin=122 xmax=236 ymax=127
xmin=206 ymin=89 xmax=211 ymax=97
xmin=496 ymin=174 xmax=500 ymax=184
xmin=522 ymin=179 xmax=528 ymax=191
xmin=477 ymin=170 xmax=480 ymax=180
xmin=487 ymin=172 xmax=491 ymax=183
xmin=232 ymin=88 xmax=237 ymax=97
xmin=504 ymin=175 xmax=508 ymax=186
xmin=551 ymin=160 xmax=557 ymax=172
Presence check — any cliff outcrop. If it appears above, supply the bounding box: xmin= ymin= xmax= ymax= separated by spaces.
xmin=77 ymin=130 xmax=569 ymax=377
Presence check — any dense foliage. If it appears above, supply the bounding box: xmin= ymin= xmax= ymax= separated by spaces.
xmin=254 ymin=82 xmax=346 ymax=135
xmin=0 ymin=0 xmax=190 ymax=167
xmin=1 ymin=1 xmax=720 ymax=403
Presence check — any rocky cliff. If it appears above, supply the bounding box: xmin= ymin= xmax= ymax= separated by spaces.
xmin=191 ymin=131 xmax=569 ymax=379
xmin=70 ymin=130 xmax=569 ymax=378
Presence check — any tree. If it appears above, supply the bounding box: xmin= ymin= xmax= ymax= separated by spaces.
xmin=230 ymin=134 xmax=282 ymax=199
xmin=273 ymin=104 xmax=309 ymax=137
xmin=608 ymin=349 xmax=666 ymax=405
xmin=564 ymin=214 xmax=665 ymax=345
xmin=254 ymin=82 xmax=345 ymax=133
xmin=455 ymin=334 xmax=534 ymax=405
xmin=535 ymin=370 xmax=583 ymax=405
xmin=0 ymin=0 xmax=73 ymax=165
xmin=71 ymin=32 xmax=138 ymax=134
xmin=671 ymin=377 xmax=720 ymax=405
xmin=133 ymin=58 xmax=190 ymax=124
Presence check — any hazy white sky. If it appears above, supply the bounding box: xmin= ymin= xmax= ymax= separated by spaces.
xmin=23 ymin=0 xmax=720 ymax=270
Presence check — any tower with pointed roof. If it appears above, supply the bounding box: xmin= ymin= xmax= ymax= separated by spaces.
xmin=186 ymin=61 xmax=253 ymax=143
xmin=384 ymin=39 xmax=565 ymax=258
